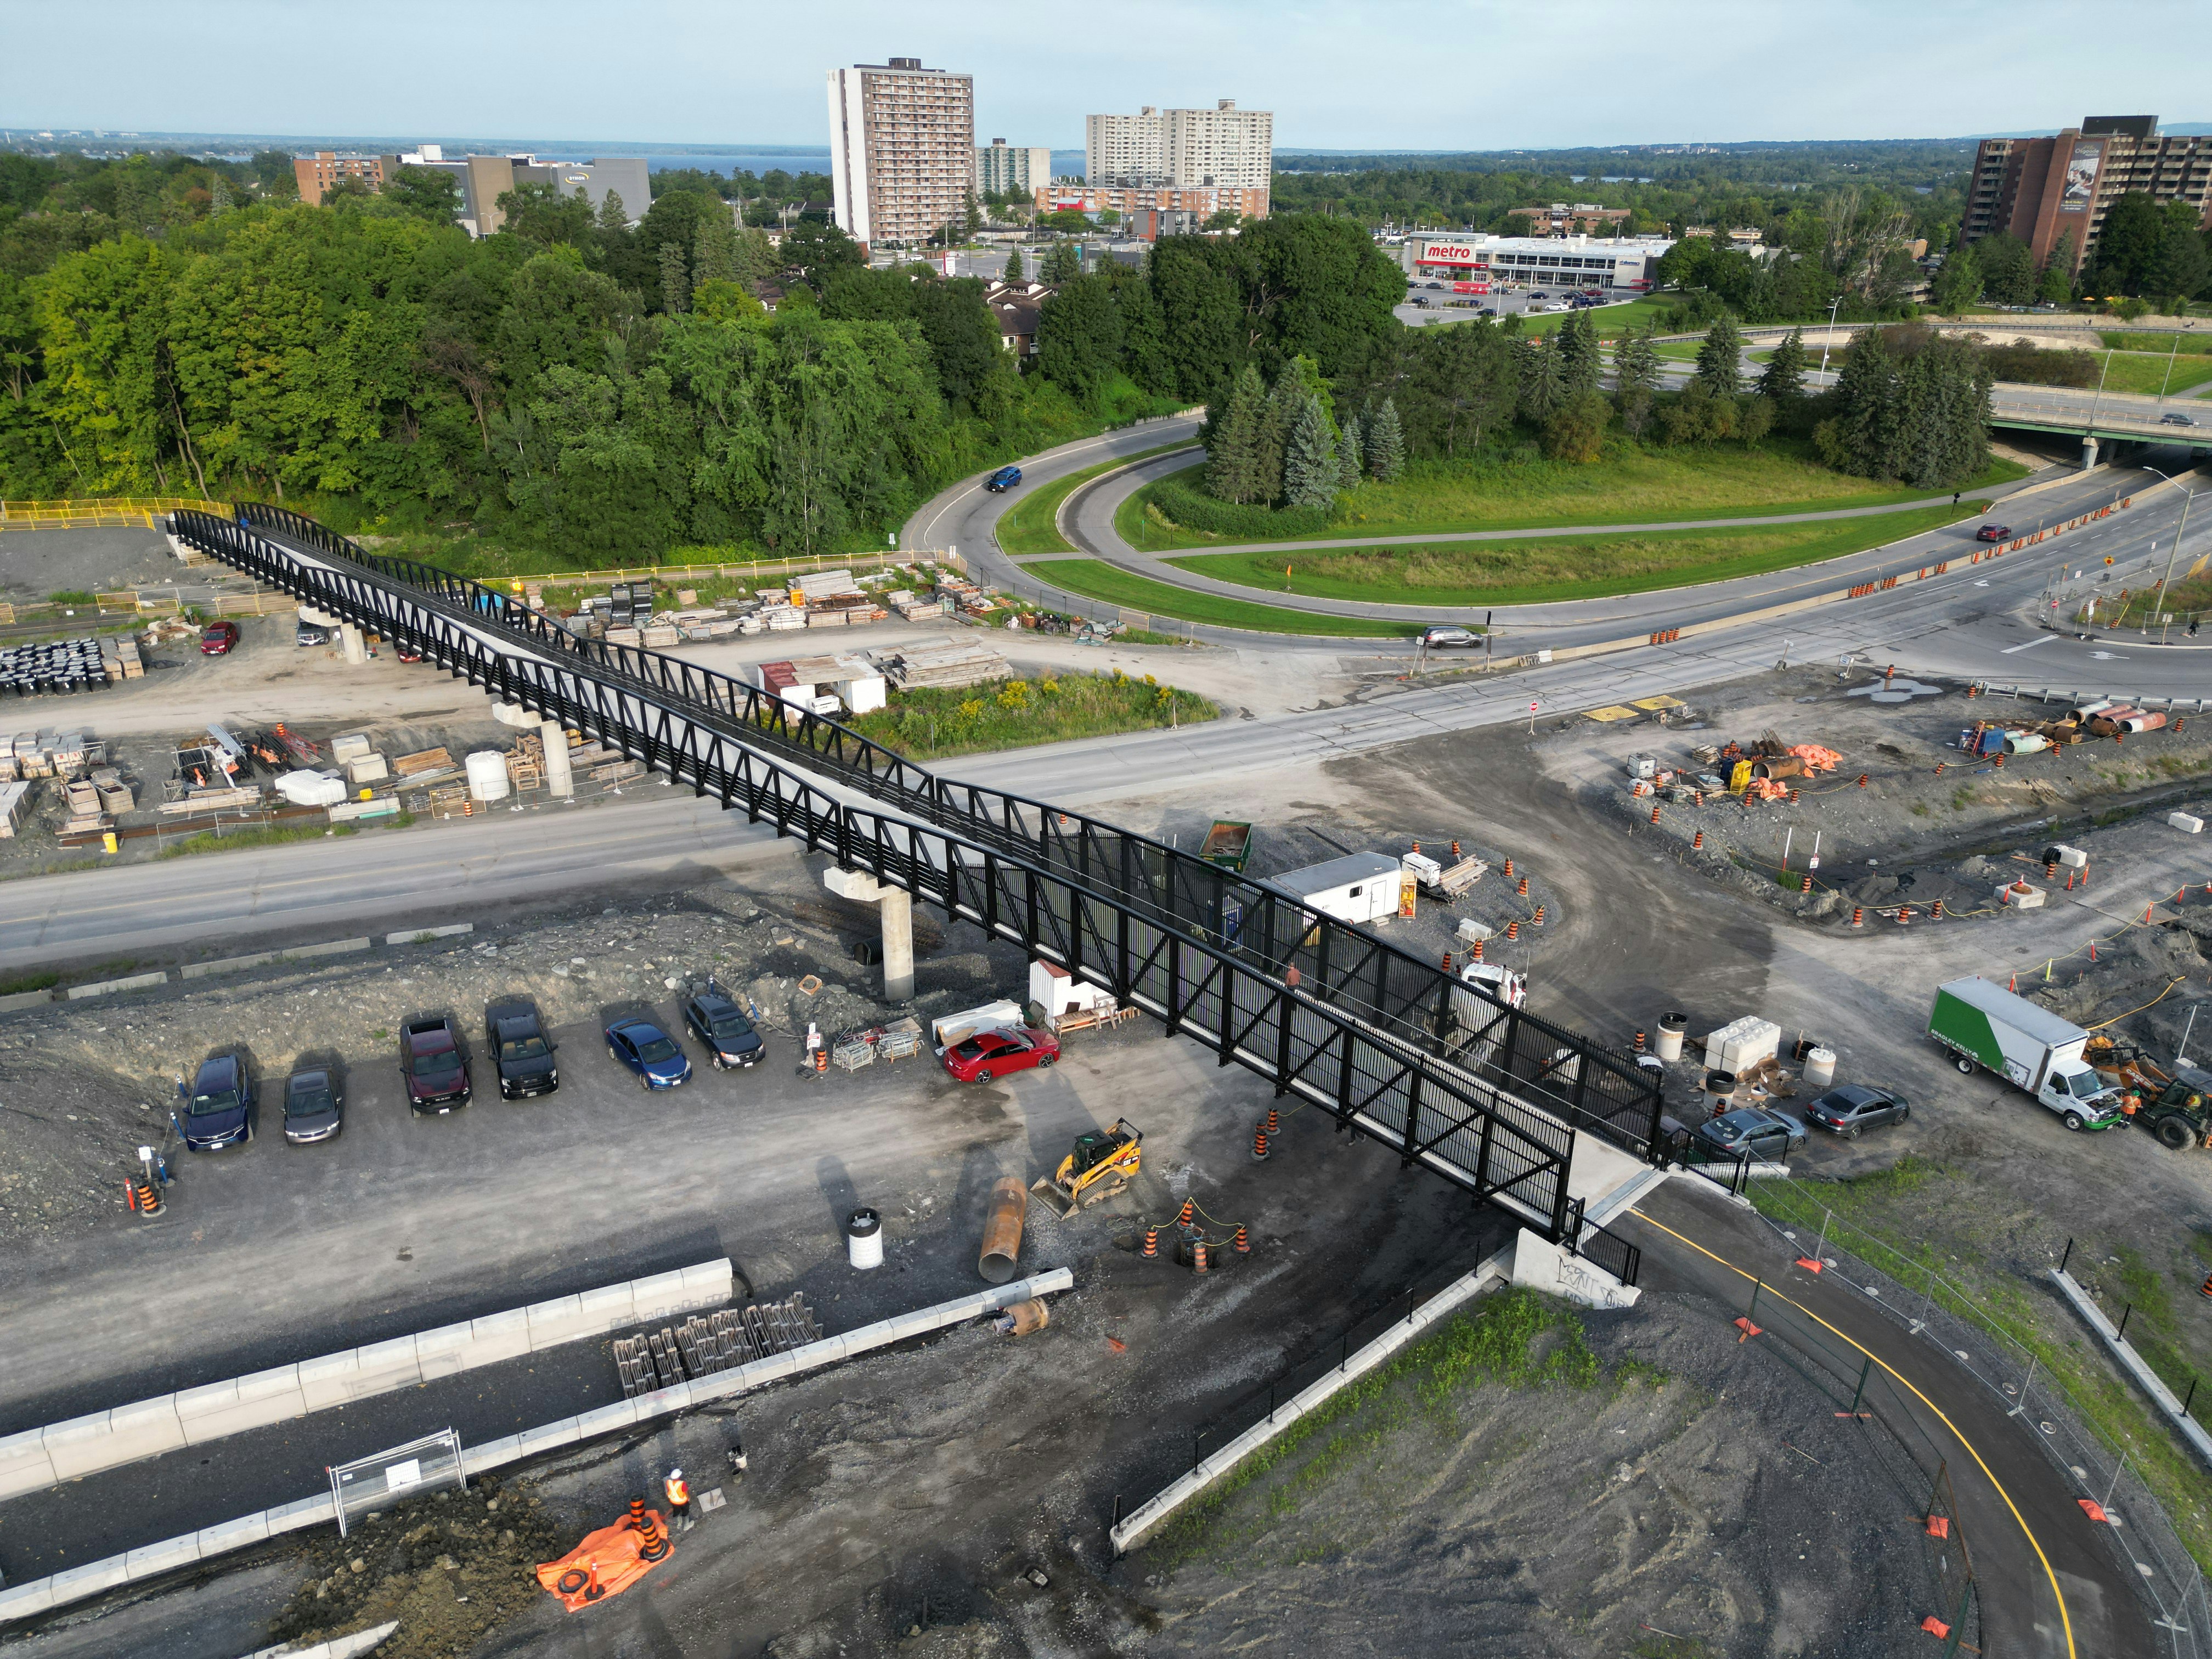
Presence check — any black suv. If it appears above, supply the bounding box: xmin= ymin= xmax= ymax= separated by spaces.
xmin=486 ymin=997 xmax=559 ymax=1098
xmin=684 ymin=982 xmax=766 ymax=1070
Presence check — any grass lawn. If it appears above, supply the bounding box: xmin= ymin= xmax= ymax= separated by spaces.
xmin=1118 ymin=439 xmax=2025 ymax=551
xmin=1749 ymin=1163 xmax=2212 ymax=1575
xmin=2082 ymin=563 xmax=2212 ymax=629
xmin=2088 ymin=351 xmax=2212 ymax=398
xmin=2101 ymin=331 xmax=2212 ymax=357
xmin=843 ymin=670 xmax=1216 ymax=760
xmin=1511 ymin=296 xmax=1675 ymax=338
xmin=997 ymin=441 xmax=1200 ymax=556
xmin=1024 ymin=559 xmax=1424 ymax=637
xmin=1165 ymin=503 xmax=1976 ymax=607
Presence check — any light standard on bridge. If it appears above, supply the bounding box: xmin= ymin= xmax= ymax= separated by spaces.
xmin=1813 ymin=296 xmax=1846 ymax=385
xmin=2138 ymin=464 xmax=2199 ymax=644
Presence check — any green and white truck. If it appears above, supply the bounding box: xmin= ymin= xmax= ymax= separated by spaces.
xmin=1928 ymin=978 xmax=2125 ymax=1131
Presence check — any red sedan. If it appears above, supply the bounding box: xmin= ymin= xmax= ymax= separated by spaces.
xmin=199 ymin=620 xmax=240 ymax=654
xmin=939 ymin=1025 xmax=1059 ymax=1083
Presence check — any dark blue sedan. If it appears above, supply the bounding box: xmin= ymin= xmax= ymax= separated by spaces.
xmin=606 ymin=1018 xmax=692 ymax=1090
xmin=177 ymin=1053 xmax=257 ymax=1151
xmin=985 ymin=465 xmax=1022 ymax=492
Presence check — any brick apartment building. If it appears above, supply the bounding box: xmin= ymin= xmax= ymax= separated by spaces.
xmin=1963 ymin=115 xmax=2212 ymax=276
xmin=1509 ymin=202 xmax=1632 ymax=237
xmin=826 ymin=57 xmax=977 ymax=248
xmin=293 ymin=152 xmax=385 ymax=205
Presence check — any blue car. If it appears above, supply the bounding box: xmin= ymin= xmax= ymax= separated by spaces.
xmin=177 ymin=1053 xmax=257 ymax=1151
xmin=985 ymin=465 xmax=1022 ymax=493
xmin=606 ymin=1018 xmax=692 ymax=1090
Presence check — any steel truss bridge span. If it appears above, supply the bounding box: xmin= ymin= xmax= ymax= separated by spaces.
xmin=171 ymin=506 xmax=1664 ymax=1241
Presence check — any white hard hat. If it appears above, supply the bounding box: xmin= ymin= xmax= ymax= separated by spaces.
xmin=668 ymin=1466 xmax=682 ymax=1479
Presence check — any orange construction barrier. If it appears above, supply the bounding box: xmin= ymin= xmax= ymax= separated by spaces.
xmin=536 ymin=1504 xmax=674 ymax=1610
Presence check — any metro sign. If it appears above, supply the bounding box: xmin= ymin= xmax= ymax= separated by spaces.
xmin=1419 ymin=241 xmax=1482 ymax=262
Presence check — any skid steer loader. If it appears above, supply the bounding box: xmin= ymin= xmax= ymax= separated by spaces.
xmin=1030 ymin=1119 xmax=1142 ymax=1220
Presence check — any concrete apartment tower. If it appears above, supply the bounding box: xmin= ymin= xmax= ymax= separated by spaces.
xmin=1086 ymin=99 xmax=1273 ymax=214
xmin=1963 ymin=115 xmax=2212 ymax=278
xmin=826 ymin=57 xmax=977 ymax=249
xmin=978 ymin=140 xmax=1053 ymax=198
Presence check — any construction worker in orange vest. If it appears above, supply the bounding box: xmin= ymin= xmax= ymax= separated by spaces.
xmin=663 ymin=1468 xmax=692 ymax=1530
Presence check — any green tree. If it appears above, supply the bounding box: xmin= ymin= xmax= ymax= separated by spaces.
xmin=910 ymin=276 xmax=1017 ymax=418
xmin=776 ymin=218 xmax=864 ymax=284
xmin=2092 ymin=193 xmax=2165 ymax=293
xmin=1414 ymin=320 xmax=1514 ymax=455
xmin=1757 ymin=326 xmax=1807 ymax=419
xmin=1611 ymin=324 xmax=1661 ymax=403
xmin=1204 ymin=363 xmax=1268 ymax=503
xmin=1034 ymin=271 xmax=1122 ymax=407
xmin=497 ymin=181 xmax=594 ymax=248
xmin=1336 ymin=413 xmax=1364 ymax=489
xmin=1658 ymin=380 xmax=1737 ymax=447
xmin=1515 ymin=333 xmax=1565 ymax=422
xmin=1541 ymin=388 xmax=1611 ymax=463
xmin=1037 ymin=240 xmax=1081 ymax=285
xmin=2145 ymin=203 xmax=2211 ymax=308
xmin=659 ymin=241 xmax=690 ymax=314
xmin=1973 ymin=233 xmax=2034 ymax=306
xmin=1739 ymin=394 xmax=1775 ymax=448
xmin=1003 ymin=245 xmax=1025 ymax=283
xmin=1929 ymin=248 xmax=1980 ymax=315
xmin=1367 ymin=397 xmax=1405 ymax=480
xmin=1694 ymin=313 xmax=1743 ymax=397
xmin=596 ymin=191 xmax=630 ymax=233
xmin=1281 ymin=397 xmax=1339 ymax=507
xmin=386 ymin=166 xmax=463 ymax=223
xmin=1556 ymin=308 xmax=1600 ymax=396
xmin=2038 ymin=230 xmax=2077 ymax=307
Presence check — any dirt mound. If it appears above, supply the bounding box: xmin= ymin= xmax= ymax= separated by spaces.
xmin=265 ymin=1477 xmax=562 ymax=1659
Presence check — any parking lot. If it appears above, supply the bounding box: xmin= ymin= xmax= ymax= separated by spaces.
xmin=1395 ymin=272 xmax=1641 ymax=328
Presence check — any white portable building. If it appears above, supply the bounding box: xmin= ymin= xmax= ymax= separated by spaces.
xmin=1266 ymin=851 xmax=1407 ymax=926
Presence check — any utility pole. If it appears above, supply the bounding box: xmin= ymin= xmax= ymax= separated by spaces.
xmin=2157 ymin=484 xmax=2194 ymax=645
xmin=1814 ymin=295 xmax=1844 ymax=383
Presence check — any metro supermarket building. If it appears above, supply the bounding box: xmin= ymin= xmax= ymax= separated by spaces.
xmin=1403 ymin=233 xmax=1674 ymax=294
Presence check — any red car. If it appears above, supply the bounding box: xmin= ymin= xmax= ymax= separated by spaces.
xmin=1974 ymin=524 xmax=2011 ymax=543
xmin=939 ymin=1025 xmax=1059 ymax=1083
xmin=200 ymin=620 xmax=240 ymax=654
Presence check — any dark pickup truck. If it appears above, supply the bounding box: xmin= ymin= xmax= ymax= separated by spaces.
xmin=486 ymin=997 xmax=559 ymax=1098
xmin=400 ymin=1014 xmax=472 ymax=1114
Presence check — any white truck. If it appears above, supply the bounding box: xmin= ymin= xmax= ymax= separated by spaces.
xmin=1927 ymin=978 xmax=2125 ymax=1131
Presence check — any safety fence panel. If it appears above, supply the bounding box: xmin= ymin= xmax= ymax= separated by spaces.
xmin=167 ymin=507 xmax=1634 ymax=1238
xmin=330 ymin=1429 xmax=466 ymax=1538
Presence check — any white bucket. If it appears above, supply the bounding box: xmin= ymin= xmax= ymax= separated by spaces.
xmin=465 ymin=750 xmax=512 ymax=802
xmin=1655 ymin=1014 xmax=1687 ymax=1062
xmin=1803 ymin=1047 xmax=1837 ymax=1088
xmin=847 ymin=1207 xmax=883 ymax=1270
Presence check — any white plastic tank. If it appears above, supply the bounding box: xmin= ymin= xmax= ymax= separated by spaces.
xmin=465 ymin=750 xmax=512 ymax=802
xmin=1803 ymin=1047 xmax=1837 ymax=1088
xmin=847 ymin=1207 xmax=883 ymax=1270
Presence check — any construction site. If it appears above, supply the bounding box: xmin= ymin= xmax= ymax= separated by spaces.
xmin=0 ymin=489 xmax=2207 ymax=1659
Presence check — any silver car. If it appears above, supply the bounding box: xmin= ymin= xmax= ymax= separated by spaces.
xmin=1694 ymin=1107 xmax=1806 ymax=1161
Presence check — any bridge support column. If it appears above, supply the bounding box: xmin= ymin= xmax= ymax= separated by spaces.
xmin=540 ymin=719 xmax=574 ymax=798
xmin=339 ymin=624 xmax=367 ymax=664
xmin=823 ymin=867 xmax=915 ymax=1002
xmin=2079 ymin=436 xmax=2100 ymax=471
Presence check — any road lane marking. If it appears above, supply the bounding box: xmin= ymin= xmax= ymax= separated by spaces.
xmin=2002 ymin=636 xmax=2057 ymax=654
xmin=1629 ymin=1205 xmax=2075 ymax=1659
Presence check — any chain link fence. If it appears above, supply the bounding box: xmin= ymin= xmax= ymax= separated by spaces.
xmin=1750 ymin=1182 xmax=2210 ymax=1657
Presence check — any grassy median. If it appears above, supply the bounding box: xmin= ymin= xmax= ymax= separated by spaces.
xmin=998 ymin=442 xmax=1200 ymax=555
xmin=1118 ymin=441 xmax=2024 ymax=552
xmin=844 ymin=670 xmax=1216 ymax=760
xmin=1023 ymin=560 xmax=1424 ymax=637
xmin=1164 ymin=503 xmax=1978 ymax=608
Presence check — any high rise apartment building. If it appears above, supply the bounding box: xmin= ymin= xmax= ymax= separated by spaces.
xmin=978 ymin=140 xmax=1052 ymax=198
xmin=826 ymin=57 xmax=977 ymax=247
xmin=1085 ymin=100 xmax=1272 ymax=215
xmin=1962 ymin=115 xmax=2212 ymax=276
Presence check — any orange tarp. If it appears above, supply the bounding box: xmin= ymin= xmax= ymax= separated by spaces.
xmin=1787 ymin=745 xmax=1842 ymax=773
xmin=535 ymin=1509 xmax=673 ymax=1610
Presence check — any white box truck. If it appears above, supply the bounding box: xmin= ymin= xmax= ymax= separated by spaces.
xmin=1927 ymin=978 xmax=2124 ymax=1131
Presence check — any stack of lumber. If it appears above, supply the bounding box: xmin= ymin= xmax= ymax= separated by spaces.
xmin=639 ymin=623 xmax=681 ymax=647
xmin=0 ymin=780 xmax=31 ymax=838
xmin=794 ymin=570 xmax=864 ymax=606
xmin=89 ymin=766 xmax=133 ymax=813
xmin=885 ymin=589 xmax=940 ymax=622
xmin=60 ymin=779 xmax=108 ymax=835
xmin=106 ymin=636 xmax=145 ymax=680
xmin=160 ymin=786 xmax=260 ymax=815
xmin=392 ymin=747 xmax=457 ymax=783
xmin=764 ymin=606 xmax=806 ymax=632
xmin=873 ymin=636 xmax=1009 ymax=690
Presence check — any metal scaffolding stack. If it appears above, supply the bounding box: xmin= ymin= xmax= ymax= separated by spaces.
xmin=612 ymin=1293 xmax=821 ymax=1397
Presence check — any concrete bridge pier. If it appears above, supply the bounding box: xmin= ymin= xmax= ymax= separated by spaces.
xmin=2080 ymin=436 xmax=2100 ymax=471
xmin=823 ymin=867 xmax=915 ymax=1002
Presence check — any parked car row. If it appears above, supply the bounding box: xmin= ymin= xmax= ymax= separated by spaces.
xmin=173 ymin=983 xmax=767 ymax=1152
xmin=1683 ymin=1082 xmax=1911 ymax=1164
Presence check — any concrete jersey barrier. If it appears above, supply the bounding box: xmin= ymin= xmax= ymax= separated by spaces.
xmin=0 ymin=1268 xmax=1073 ymax=1627
xmin=0 ymin=1259 xmax=732 ymax=1504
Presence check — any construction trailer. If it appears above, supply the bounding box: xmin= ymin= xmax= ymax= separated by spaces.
xmin=1265 ymin=851 xmax=1406 ymax=927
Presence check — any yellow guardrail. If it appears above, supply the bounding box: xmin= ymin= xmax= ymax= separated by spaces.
xmin=0 ymin=498 xmax=216 ymax=531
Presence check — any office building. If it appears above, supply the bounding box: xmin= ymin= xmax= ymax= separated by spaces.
xmin=978 ymin=140 xmax=1052 ymax=198
xmin=1086 ymin=100 xmax=1273 ymax=215
xmin=377 ymin=145 xmax=650 ymax=236
xmin=826 ymin=57 xmax=977 ymax=248
xmin=1509 ymin=202 xmax=1632 ymax=238
xmin=294 ymin=152 xmax=385 ymax=205
xmin=1034 ymin=182 xmax=1266 ymax=227
xmin=1963 ymin=115 xmax=2212 ymax=276
xmin=1403 ymin=232 xmax=1675 ymax=293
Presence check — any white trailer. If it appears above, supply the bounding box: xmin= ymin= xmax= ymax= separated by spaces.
xmin=1265 ymin=851 xmax=1407 ymax=926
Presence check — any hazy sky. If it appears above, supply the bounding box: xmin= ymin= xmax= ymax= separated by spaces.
xmin=4 ymin=0 xmax=2205 ymax=150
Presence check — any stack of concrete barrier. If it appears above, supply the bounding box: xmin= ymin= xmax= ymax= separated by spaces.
xmin=0 ymin=1260 xmax=732 ymax=1502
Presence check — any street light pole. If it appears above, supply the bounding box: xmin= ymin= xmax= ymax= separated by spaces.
xmin=2158 ymin=486 xmax=2194 ymax=644
xmin=1815 ymin=295 xmax=1845 ymax=383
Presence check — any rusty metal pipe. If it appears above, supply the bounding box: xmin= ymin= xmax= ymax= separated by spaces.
xmin=998 ymin=1297 xmax=1051 ymax=1336
xmin=978 ymin=1176 xmax=1028 ymax=1284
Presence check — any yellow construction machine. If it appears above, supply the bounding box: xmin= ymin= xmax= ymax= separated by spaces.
xmin=1030 ymin=1119 xmax=1142 ymax=1219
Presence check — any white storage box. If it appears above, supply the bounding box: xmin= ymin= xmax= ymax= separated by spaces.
xmin=2170 ymin=812 xmax=2203 ymax=834
xmin=1703 ymin=1016 xmax=1780 ymax=1074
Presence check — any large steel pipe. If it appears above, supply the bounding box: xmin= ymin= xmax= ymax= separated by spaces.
xmin=978 ymin=1177 xmax=1029 ymax=1284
